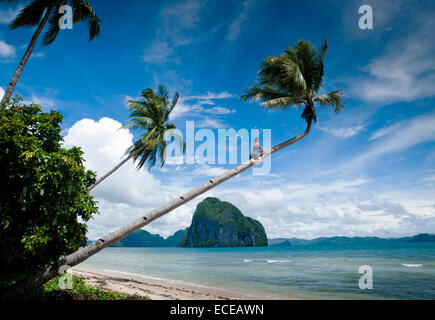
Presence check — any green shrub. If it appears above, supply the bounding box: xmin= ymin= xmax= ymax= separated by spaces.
xmin=41 ymin=274 xmax=130 ymax=300
xmin=0 ymin=97 xmax=98 ymax=289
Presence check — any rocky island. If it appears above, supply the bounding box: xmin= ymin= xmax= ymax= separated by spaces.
xmin=180 ymin=197 xmax=268 ymax=247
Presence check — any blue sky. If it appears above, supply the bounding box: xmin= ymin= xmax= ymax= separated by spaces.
xmin=1 ymin=0 xmax=435 ymax=239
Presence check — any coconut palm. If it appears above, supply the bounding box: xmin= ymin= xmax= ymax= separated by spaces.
xmin=242 ymin=38 xmax=344 ymax=129
xmin=1 ymin=39 xmax=344 ymax=297
xmin=0 ymin=0 xmax=101 ymax=105
xmin=88 ymin=85 xmax=184 ymax=191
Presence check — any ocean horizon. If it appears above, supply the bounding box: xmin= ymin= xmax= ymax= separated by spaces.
xmin=77 ymin=242 xmax=435 ymax=300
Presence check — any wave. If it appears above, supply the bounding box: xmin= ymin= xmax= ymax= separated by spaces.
xmin=102 ymin=269 xmax=211 ymax=289
xmin=103 ymin=269 xmax=165 ymax=281
xmin=267 ymin=259 xmax=291 ymax=263
xmin=243 ymin=259 xmax=253 ymax=263
xmin=401 ymin=264 xmax=422 ymax=268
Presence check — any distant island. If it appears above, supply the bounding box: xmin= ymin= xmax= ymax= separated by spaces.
xmin=180 ymin=197 xmax=268 ymax=247
xmin=91 ymin=222 xmax=435 ymax=249
xmin=268 ymin=233 xmax=435 ymax=248
xmin=109 ymin=228 xmax=188 ymax=247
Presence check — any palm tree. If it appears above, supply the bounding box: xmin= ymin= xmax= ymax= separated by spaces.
xmin=88 ymin=85 xmax=184 ymax=191
xmin=0 ymin=0 xmax=101 ymax=105
xmin=242 ymin=38 xmax=344 ymax=131
xmin=1 ymin=39 xmax=344 ymax=298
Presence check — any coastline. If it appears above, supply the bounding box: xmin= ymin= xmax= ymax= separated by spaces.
xmin=69 ymin=266 xmax=301 ymax=300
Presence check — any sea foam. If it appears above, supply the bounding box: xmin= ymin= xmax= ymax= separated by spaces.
xmin=401 ymin=264 xmax=422 ymax=268
xmin=267 ymin=259 xmax=291 ymax=263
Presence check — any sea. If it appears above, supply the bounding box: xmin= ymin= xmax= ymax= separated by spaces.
xmin=77 ymin=242 xmax=435 ymax=299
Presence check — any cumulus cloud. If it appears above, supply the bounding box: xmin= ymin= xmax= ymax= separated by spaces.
xmin=0 ymin=39 xmax=15 ymax=60
xmin=318 ymin=124 xmax=365 ymax=138
xmin=0 ymin=87 xmax=4 ymax=100
xmin=217 ymin=177 xmax=434 ymax=239
xmin=64 ymin=117 xmax=164 ymax=206
xmin=63 ymin=117 xmax=173 ymax=239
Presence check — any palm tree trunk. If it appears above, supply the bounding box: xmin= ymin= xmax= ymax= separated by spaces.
xmin=88 ymin=148 xmax=149 ymax=191
xmin=0 ymin=5 xmax=54 ymax=105
xmin=0 ymin=121 xmax=312 ymax=298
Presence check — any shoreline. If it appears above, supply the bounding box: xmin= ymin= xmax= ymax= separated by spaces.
xmin=69 ymin=266 xmax=301 ymax=300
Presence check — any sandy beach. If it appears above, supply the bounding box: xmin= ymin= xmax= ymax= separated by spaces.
xmin=69 ymin=267 xmax=294 ymax=300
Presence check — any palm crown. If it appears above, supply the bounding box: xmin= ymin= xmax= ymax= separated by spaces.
xmin=241 ymin=39 xmax=344 ymax=124
xmin=4 ymin=0 xmax=101 ymax=45
xmin=124 ymin=85 xmax=184 ymax=170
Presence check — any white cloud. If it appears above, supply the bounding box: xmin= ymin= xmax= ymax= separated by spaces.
xmin=30 ymin=51 xmax=45 ymax=60
xmin=0 ymin=39 xmax=15 ymax=60
xmin=142 ymin=0 xmax=204 ymax=64
xmin=185 ymin=91 xmax=234 ymax=101
xmin=0 ymin=6 xmax=22 ymax=24
xmin=195 ymin=116 xmax=226 ymax=129
xmin=63 ymin=117 xmax=173 ymax=239
xmin=203 ymin=106 xmax=236 ymax=115
xmin=227 ymin=0 xmax=254 ymax=41
xmin=369 ymin=122 xmax=402 ymax=141
xmin=23 ymin=93 xmax=56 ymax=110
xmin=64 ymin=117 xmax=164 ymax=206
xmin=318 ymin=124 xmax=365 ymax=138
xmin=170 ymin=91 xmax=235 ymax=120
xmin=142 ymin=40 xmax=174 ymax=64
xmin=326 ymin=113 xmax=435 ymax=175
xmin=355 ymin=19 xmax=435 ymax=103
xmin=358 ymin=113 xmax=435 ymax=161
xmin=0 ymin=87 xmax=4 ymax=100
xmin=193 ymin=164 xmax=229 ymax=177
xmin=217 ymin=176 xmax=434 ymax=239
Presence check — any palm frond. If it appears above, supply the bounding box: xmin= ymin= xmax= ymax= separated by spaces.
xmin=314 ymin=90 xmax=345 ymax=113
xmin=167 ymin=92 xmax=179 ymax=115
xmin=42 ymin=2 xmax=66 ymax=46
xmin=9 ymin=0 xmax=47 ymax=29
xmin=261 ymin=96 xmax=305 ymax=110
xmin=157 ymin=137 xmax=167 ymax=168
xmin=124 ymin=85 xmax=184 ymax=171
xmin=71 ymin=0 xmax=101 ymax=41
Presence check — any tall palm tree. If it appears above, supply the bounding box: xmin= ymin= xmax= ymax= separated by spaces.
xmin=242 ymin=38 xmax=344 ymax=131
xmin=0 ymin=0 xmax=101 ymax=105
xmin=1 ymin=39 xmax=344 ymax=298
xmin=88 ymin=85 xmax=184 ymax=191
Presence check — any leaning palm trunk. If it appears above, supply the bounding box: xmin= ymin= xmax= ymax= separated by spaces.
xmin=1 ymin=121 xmax=311 ymax=298
xmin=88 ymin=148 xmax=149 ymax=191
xmin=1 ymin=5 xmax=54 ymax=105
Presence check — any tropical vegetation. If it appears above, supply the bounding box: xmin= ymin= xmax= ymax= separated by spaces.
xmin=0 ymin=97 xmax=98 ymax=291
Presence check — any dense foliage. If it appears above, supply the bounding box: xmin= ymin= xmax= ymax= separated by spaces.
xmin=181 ymin=197 xmax=268 ymax=247
xmin=39 ymin=274 xmax=150 ymax=300
xmin=0 ymin=98 xmax=98 ymax=289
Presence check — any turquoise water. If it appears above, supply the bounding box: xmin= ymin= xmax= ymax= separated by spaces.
xmin=78 ymin=243 xmax=435 ymax=299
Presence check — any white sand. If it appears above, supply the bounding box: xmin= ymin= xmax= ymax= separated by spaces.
xmin=69 ymin=267 xmax=297 ymax=300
